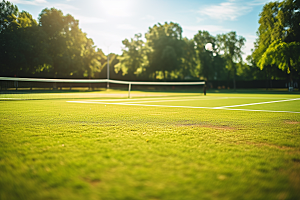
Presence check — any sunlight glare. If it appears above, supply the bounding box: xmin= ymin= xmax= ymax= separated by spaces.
xmin=98 ymin=0 xmax=135 ymax=17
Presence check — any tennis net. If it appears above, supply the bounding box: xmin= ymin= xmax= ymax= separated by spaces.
xmin=0 ymin=77 xmax=205 ymax=98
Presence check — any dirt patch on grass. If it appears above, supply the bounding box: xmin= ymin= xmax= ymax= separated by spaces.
xmin=177 ymin=123 xmax=236 ymax=131
xmin=285 ymin=121 xmax=300 ymax=124
xmin=83 ymin=178 xmax=101 ymax=187
xmin=236 ymin=141 xmax=296 ymax=150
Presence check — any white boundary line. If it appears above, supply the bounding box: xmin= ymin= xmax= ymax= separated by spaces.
xmin=67 ymin=100 xmax=300 ymax=114
xmin=67 ymin=97 xmax=300 ymax=114
xmin=89 ymin=97 xmax=292 ymax=101
xmin=90 ymin=96 xmax=203 ymax=102
xmin=87 ymin=96 xmax=286 ymax=103
xmin=67 ymin=101 xmax=212 ymax=109
xmin=214 ymin=98 xmax=300 ymax=109
xmin=121 ymin=97 xmax=229 ymax=104
xmin=214 ymin=107 xmax=300 ymax=114
xmin=90 ymin=96 xmax=228 ymax=101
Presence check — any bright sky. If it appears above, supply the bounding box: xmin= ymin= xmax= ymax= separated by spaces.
xmin=10 ymin=0 xmax=272 ymax=60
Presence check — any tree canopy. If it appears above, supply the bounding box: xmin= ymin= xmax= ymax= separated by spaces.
xmin=1 ymin=0 xmax=298 ymax=89
xmin=115 ymin=33 xmax=148 ymax=78
xmin=253 ymin=0 xmax=300 ymax=82
xmin=145 ymin=22 xmax=184 ymax=80
xmin=217 ymin=31 xmax=246 ymax=90
xmin=0 ymin=2 xmax=103 ymax=80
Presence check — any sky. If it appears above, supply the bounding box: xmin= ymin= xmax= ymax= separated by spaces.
xmin=10 ymin=0 xmax=273 ymax=60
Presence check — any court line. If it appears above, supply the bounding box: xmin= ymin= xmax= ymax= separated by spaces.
xmin=88 ymin=96 xmax=287 ymax=104
xmin=68 ymin=101 xmax=213 ymax=109
xmin=123 ymin=97 xmax=228 ymax=104
xmin=78 ymin=97 xmax=299 ymax=107
xmin=67 ymin=100 xmax=300 ymax=114
xmin=214 ymin=98 xmax=300 ymax=109
xmin=214 ymin=107 xmax=300 ymax=114
xmin=89 ymin=96 xmax=217 ymax=102
xmin=88 ymin=96 xmax=290 ymax=102
xmin=106 ymin=97 xmax=291 ymax=104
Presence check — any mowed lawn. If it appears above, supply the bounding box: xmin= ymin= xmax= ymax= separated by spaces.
xmin=0 ymin=91 xmax=300 ymax=200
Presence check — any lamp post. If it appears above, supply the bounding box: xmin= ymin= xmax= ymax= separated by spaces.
xmin=104 ymin=43 xmax=111 ymax=90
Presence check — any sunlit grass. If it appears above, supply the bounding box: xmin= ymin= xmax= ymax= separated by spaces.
xmin=0 ymin=91 xmax=300 ymax=200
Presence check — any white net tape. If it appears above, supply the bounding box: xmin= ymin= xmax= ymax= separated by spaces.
xmin=0 ymin=77 xmax=205 ymax=85
xmin=0 ymin=77 xmax=205 ymax=98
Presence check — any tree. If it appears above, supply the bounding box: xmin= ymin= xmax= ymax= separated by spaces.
xmin=258 ymin=39 xmax=300 ymax=81
xmin=145 ymin=22 xmax=184 ymax=80
xmin=0 ymin=2 xmax=49 ymax=77
xmin=0 ymin=1 xmax=113 ymax=80
xmin=0 ymin=0 xmax=18 ymax=33
xmin=98 ymin=52 xmax=121 ymax=80
xmin=17 ymin=11 xmax=37 ymax=28
xmin=243 ymin=55 xmax=267 ymax=81
xmin=39 ymin=8 xmax=83 ymax=79
xmin=115 ymin=33 xmax=148 ymax=79
xmin=217 ymin=31 xmax=245 ymax=90
xmin=279 ymin=0 xmax=300 ymax=43
xmin=81 ymin=38 xmax=101 ymax=79
xmin=253 ymin=0 xmax=300 ymax=84
xmin=180 ymin=38 xmax=197 ymax=79
xmin=194 ymin=30 xmax=217 ymax=81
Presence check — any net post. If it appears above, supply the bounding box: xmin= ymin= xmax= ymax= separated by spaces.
xmin=14 ymin=80 xmax=18 ymax=90
xmin=128 ymin=83 xmax=131 ymax=98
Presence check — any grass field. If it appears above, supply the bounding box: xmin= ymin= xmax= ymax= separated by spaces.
xmin=1 ymin=89 xmax=300 ymax=200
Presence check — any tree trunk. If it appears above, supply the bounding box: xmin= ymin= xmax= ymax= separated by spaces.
xmin=227 ymin=71 xmax=230 ymax=89
xmin=265 ymin=68 xmax=269 ymax=90
xmin=233 ymin=76 xmax=236 ymax=91
xmin=53 ymin=68 xmax=57 ymax=90
xmin=288 ymin=61 xmax=294 ymax=91
xmin=288 ymin=61 xmax=293 ymax=85
xmin=233 ymin=67 xmax=236 ymax=91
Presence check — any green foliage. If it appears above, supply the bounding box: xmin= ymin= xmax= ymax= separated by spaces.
xmin=180 ymin=38 xmax=197 ymax=79
xmin=115 ymin=33 xmax=148 ymax=77
xmin=0 ymin=2 xmax=49 ymax=77
xmin=0 ymin=0 xmax=18 ymax=33
xmin=277 ymin=0 xmax=300 ymax=43
xmin=145 ymin=22 xmax=184 ymax=79
xmin=39 ymin=8 xmax=82 ymax=78
xmin=80 ymin=38 xmax=102 ymax=78
xmin=1 ymin=0 xmax=286 ymax=83
xmin=96 ymin=51 xmax=121 ymax=80
xmin=258 ymin=39 xmax=300 ymax=74
xmin=194 ymin=31 xmax=218 ymax=81
xmin=0 ymin=1 xmax=106 ymax=79
xmin=17 ymin=11 xmax=37 ymax=27
xmin=217 ymin=31 xmax=246 ymax=89
xmin=253 ymin=0 xmax=300 ymax=81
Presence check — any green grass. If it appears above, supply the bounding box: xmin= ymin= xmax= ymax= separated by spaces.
xmin=0 ymin=90 xmax=300 ymax=200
